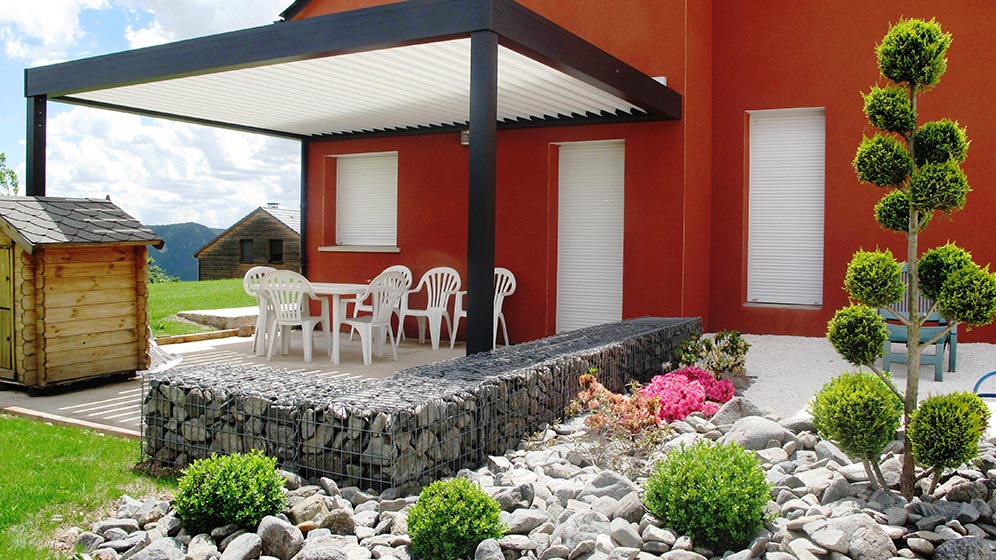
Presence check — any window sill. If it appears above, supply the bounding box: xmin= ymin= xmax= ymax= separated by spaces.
xmin=744 ymin=302 xmax=822 ymax=311
xmin=318 ymin=245 xmax=400 ymax=253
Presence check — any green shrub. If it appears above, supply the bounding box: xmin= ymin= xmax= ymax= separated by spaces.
xmin=408 ymin=478 xmax=505 ymax=560
xmin=910 ymin=392 xmax=989 ymax=475
xmin=643 ymin=441 xmax=771 ymax=550
xmin=853 ymin=134 xmax=913 ymax=187
xmin=174 ymin=450 xmax=285 ymax=534
xmin=874 ymin=190 xmax=930 ymax=232
xmin=677 ymin=330 xmax=751 ymax=377
xmin=876 ymin=18 xmax=951 ymax=88
xmin=862 ymin=85 xmax=916 ymax=133
xmin=810 ymin=372 xmax=903 ymax=460
xmin=909 ymin=160 xmax=970 ymax=213
xmin=938 ymin=264 xmax=996 ymax=325
xmin=918 ymin=243 xmax=973 ymax=301
xmin=913 ymin=119 xmax=969 ymax=166
xmin=844 ymin=250 xmax=904 ymax=307
xmin=826 ymin=304 xmax=888 ymax=366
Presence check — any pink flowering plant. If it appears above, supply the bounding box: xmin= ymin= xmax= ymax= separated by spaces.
xmin=639 ymin=367 xmax=735 ymax=422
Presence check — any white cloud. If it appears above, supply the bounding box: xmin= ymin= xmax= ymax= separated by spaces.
xmin=0 ymin=0 xmax=108 ymax=64
xmin=47 ymin=107 xmax=300 ymax=228
xmin=124 ymin=19 xmax=173 ymax=49
xmin=119 ymin=0 xmax=288 ymax=41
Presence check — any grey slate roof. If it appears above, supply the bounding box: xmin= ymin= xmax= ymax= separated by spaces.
xmin=261 ymin=206 xmax=301 ymax=234
xmin=0 ymin=196 xmax=163 ymax=252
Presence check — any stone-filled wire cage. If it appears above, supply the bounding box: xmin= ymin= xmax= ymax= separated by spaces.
xmin=142 ymin=317 xmax=700 ymax=493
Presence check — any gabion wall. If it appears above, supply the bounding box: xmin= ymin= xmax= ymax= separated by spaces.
xmin=142 ymin=317 xmax=700 ymax=492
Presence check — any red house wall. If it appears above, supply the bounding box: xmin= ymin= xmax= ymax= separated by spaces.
xmin=709 ymin=1 xmax=996 ymax=342
xmin=296 ymin=0 xmax=996 ymax=343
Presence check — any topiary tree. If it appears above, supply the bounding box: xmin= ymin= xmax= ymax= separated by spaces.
xmin=830 ymin=18 xmax=996 ymax=498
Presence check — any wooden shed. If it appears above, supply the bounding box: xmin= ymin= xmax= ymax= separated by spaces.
xmin=194 ymin=203 xmax=301 ymax=281
xmin=0 ymin=196 xmax=163 ymax=389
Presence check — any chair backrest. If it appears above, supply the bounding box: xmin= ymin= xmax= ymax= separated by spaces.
xmin=365 ymin=271 xmax=409 ymax=325
xmin=883 ymin=263 xmax=942 ymax=323
xmin=383 ymin=265 xmax=413 ymax=289
xmin=494 ymin=267 xmax=516 ymax=309
xmin=413 ymin=266 xmax=461 ymax=309
xmin=261 ymin=270 xmax=315 ymax=322
xmin=244 ymin=266 xmax=276 ymax=297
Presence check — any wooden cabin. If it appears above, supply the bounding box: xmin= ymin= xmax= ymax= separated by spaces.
xmin=0 ymin=197 xmax=163 ymax=389
xmin=194 ymin=203 xmax=301 ymax=280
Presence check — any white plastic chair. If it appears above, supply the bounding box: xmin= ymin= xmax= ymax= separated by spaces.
xmin=341 ymin=271 xmax=408 ymax=365
xmin=348 ymin=265 xmax=412 ymax=342
xmin=261 ymin=270 xmax=331 ymax=363
xmin=399 ymin=266 xmax=461 ymax=350
xmin=244 ymin=266 xmax=276 ymax=356
xmin=450 ymin=267 xmax=516 ymax=349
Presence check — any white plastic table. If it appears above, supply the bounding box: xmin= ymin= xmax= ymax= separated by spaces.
xmin=311 ymin=282 xmax=368 ymax=364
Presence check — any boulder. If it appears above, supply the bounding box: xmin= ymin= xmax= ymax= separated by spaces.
xmin=826 ymin=513 xmax=897 ymax=560
xmin=933 ymin=537 xmax=993 ymax=560
xmin=258 ymin=516 xmax=304 ymax=560
xmin=711 ymin=397 xmax=767 ymax=426
xmin=718 ymin=416 xmax=796 ymax=450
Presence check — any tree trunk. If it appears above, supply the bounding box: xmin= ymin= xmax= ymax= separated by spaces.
xmin=901 ymin=89 xmax=921 ymax=499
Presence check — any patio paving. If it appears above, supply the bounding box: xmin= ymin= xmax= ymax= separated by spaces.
xmin=0 ymin=333 xmax=464 ymax=436
xmin=2 ymin=332 xmax=994 ymax=437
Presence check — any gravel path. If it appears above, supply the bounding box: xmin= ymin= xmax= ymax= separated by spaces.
xmin=740 ymin=333 xmax=996 ymax=419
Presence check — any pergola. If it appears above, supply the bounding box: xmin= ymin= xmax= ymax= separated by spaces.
xmin=23 ymin=0 xmax=681 ymax=355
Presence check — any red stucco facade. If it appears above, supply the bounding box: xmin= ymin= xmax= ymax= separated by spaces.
xmin=295 ymin=0 xmax=996 ymax=344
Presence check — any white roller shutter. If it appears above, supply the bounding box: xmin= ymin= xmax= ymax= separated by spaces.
xmin=557 ymin=141 xmax=625 ymax=332
xmin=336 ymin=152 xmax=398 ymax=246
xmin=747 ymin=108 xmax=825 ymax=306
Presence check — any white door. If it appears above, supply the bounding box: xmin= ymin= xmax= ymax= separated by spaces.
xmin=556 ymin=141 xmax=625 ymax=332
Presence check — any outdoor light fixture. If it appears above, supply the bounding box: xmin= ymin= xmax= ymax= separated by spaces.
xmin=460 ymin=129 xmax=470 ymax=146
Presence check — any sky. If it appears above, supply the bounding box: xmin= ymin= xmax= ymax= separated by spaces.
xmin=0 ymin=0 xmax=301 ymax=228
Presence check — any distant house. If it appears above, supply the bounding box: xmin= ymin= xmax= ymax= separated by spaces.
xmin=195 ymin=203 xmax=300 ymax=280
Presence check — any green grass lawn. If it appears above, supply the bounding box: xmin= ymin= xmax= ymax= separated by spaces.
xmin=0 ymin=415 xmax=175 ymax=559
xmin=149 ymin=278 xmax=254 ymax=337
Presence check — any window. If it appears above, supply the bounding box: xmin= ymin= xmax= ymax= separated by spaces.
xmin=239 ymin=239 xmax=253 ymax=264
xmin=336 ymin=152 xmax=398 ymax=247
xmin=268 ymin=239 xmax=284 ymax=264
xmin=747 ymin=108 xmax=826 ymax=306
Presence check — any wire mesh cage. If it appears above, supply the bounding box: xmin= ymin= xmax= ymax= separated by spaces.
xmin=142 ymin=317 xmax=700 ymax=493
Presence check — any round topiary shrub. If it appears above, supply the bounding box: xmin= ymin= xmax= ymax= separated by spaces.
xmin=913 ymin=119 xmax=969 ymax=167
xmin=862 ymin=85 xmax=916 ymax=133
xmin=876 ymin=18 xmax=951 ymax=88
xmin=174 ymin=450 xmax=286 ymax=534
xmin=938 ymin=264 xmax=996 ymax=326
xmin=408 ymin=478 xmax=505 ymax=560
xmin=643 ymin=440 xmax=771 ymax=551
xmin=918 ymin=243 xmax=973 ymax=301
xmin=909 ymin=392 xmax=990 ymax=491
xmin=844 ymin=249 xmax=904 ymax=308
xmin=909 ymin=160 xmax=970 ymax=213
xmin=853 ymin=134 xmax=913 ymax=187
xmin=826 ymin=304 xmax=889 ymax=366
xmin=810 ymin=372 xmax=903 ymax=460
xmin=874 ymin=190 xmax=931 ymax=233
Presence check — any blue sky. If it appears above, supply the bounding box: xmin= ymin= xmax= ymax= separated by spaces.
xmin=0 ymin=0 xmax=300 ymax=227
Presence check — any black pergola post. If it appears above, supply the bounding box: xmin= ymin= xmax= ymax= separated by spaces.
xmin=26 ymin=95 xmax=47 ymax=196
xmin=299 ymin=140 xmax=310 ymax=277
xmin=466 ymin=30 xmax=498 ymax=355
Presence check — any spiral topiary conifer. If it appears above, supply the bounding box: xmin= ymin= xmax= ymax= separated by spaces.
xmin=832 ymin=18 xmax=996 ymax=498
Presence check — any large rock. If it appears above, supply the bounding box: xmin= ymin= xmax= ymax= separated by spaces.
xmin=503 ymin=509 xmax=548 ymax=534
xmin=289 ymin=542 xmax=348 ymax=560
xmin=718 ymin=416 xmax=796 ymax=450
xmin=258 ymin=516 xmax=304 ymax=560
xmin=220 ymin=533 xmax=262 ymax=560
xmin=826 ymin=513 xmax=897 ymax=560
xmin=550 ymin=510 xmax=612 ymax=551
xmin=711 ymin=397 xmax=766 ymax=426
xmin=475 ymin=538 xmax=504 ymax=560
xmin=128 ymin=538 xmax=185 ymax=560
xmin=933 ymin=537 xmax=993 ymax=560
xmin=578 ymin=471 xmax=640 ymax=501
xmin=289 ymin=495 xmax=330 ymax=526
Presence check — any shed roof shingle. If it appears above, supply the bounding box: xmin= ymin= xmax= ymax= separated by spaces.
xmin=0 ymin=196 xmax=163 ymax=252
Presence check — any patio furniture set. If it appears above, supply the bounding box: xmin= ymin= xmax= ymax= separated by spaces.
xmin=242 ymin=265 xmax=516 ymax=366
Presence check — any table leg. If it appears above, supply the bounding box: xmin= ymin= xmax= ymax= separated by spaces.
xmin=331 ymin=294 xmax=342 ymax=364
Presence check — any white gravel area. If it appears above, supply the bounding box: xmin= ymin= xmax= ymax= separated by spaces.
xmin=740 ymin=333 xmax=996 ymax=420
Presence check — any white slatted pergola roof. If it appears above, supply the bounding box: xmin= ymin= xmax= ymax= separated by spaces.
xmin=22 ymin=0 xmax=682 ymax=355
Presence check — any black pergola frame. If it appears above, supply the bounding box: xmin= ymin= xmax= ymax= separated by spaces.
xmin=23 ymin=0 xmax=681 ymax=355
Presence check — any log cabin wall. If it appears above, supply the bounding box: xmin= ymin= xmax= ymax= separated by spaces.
xmin=37 ymin=245 xmax=145 ymax=386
